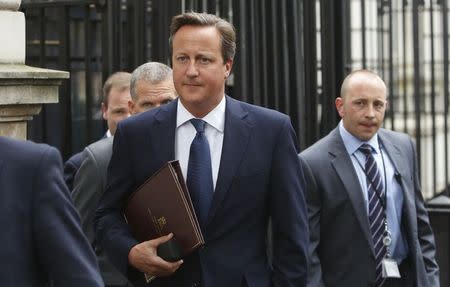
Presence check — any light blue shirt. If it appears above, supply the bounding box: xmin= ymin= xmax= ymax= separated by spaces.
xmin=339 ymin=121 xmax=408 ymax=263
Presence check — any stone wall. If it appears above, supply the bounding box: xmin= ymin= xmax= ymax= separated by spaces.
xmin=0 ymin=0 xmax=69 ymax=140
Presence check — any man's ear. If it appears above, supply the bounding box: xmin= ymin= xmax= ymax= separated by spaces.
xmin=335 ymin=97 xmax=345 ymax=118
xmin=128 ymin=100 xmax=135 ymax=114
xmin=101 ymin=102 xmax=108 ymax=120
xmin=224 ymin=58 xmax=233 ymax=79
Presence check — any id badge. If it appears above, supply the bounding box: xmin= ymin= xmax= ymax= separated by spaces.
xmin=381 ymin=258 xmax=401 ymax=278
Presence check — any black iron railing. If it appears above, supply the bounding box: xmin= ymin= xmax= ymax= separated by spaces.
xmin=20 ymin=0 xmax=450 ymax=199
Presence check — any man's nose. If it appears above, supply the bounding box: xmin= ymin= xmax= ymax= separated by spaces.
xmin=186 ymin=62 xmax=199 ymax=77
xmin=365 ymin=104 xmax=375 ymax=118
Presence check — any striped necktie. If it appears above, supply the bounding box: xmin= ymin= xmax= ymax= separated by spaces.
xmin=359 ymin=143 xmax=387 ymax=287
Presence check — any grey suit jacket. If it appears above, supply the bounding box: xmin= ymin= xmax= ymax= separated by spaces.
xmin=299 ymin=127 xmax=439 ymax=287
xmin=73 ymin=136 xmax=131 ymax=286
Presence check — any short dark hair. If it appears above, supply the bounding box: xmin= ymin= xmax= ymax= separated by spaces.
xmin=169 ymin=12 xmax=236 ymax=63
xmin=102 ymin=72 xmax=131 ymax=106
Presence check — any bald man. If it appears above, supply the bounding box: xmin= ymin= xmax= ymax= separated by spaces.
xmin=300 ymin=70 xmax=439 ymax=287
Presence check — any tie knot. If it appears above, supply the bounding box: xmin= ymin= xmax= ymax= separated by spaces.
xmin=358 ymin=144 xmax=373 ymax=156
xmin=190 ymin=118 xmax=206 ymax=133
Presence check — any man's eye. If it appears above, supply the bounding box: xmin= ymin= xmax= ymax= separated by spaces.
xmin=199 ymin=57 xmax=211 ymax=64
xmin=177 ymin=56 xmax=188 ymax=63
xmin=375 ymin=102 xmax=384 ymax=109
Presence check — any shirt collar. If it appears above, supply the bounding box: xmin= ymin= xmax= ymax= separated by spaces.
xmin=106 ymin=130 xmax=112 ymax=138
xmin=176 ymin=96 xmax=226 ymax=133
xmin=339 ymin=120 xmax=380 ymax=155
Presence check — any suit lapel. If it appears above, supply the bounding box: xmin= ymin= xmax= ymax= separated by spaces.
xmin=205 ymin=96 xmax=250 ymax=227
xmin=152 ymin=99 xmax=177 ymax=162
xmin=329 ymin=128 xmax=375 ymax=257
xmin=378 ymin=130 xmax=417 ymax=243
xmin=377 ymin=130 xmax=404 ymax=178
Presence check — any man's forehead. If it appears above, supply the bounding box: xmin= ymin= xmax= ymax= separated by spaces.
xmin=139 ymin=92 xmax=174 ymax=99
xmin=108 ymin=88 xmax=131 ymax=102
xmin=346 ymin=77 xmax=385 ymax=94
xmin=172 ymin=26 xmax=221 ymax=49
xmin=136 ymin=86 xmax=175 ymax=101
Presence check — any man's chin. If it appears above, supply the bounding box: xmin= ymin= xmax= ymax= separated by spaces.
xmin=357 ymin=132 xmax=376 ymax=141
xmin=179 ymin=96 xmax=204 ymax=106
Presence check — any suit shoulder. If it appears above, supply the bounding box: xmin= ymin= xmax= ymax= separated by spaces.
xmin=82 ymin=137 xmax=113 ymax=172
xmin=65 ymin=151 xmax=83 ymax=168
xmin=0 ymin=136 xmax=57 ymax=158
xmin=243 ymin=101 xmax=288 ymax=119
xmin=379 ymin=128 xmax=412 ymax=142
xmin=85 ymin=137 xmax=113 ymax=156
xmin=300 ymin=131 xmax=335 ymax=160
xmin=230 ymin=98 xmax=290 ymax=127
xmin=0 ymin=137 xmax=61 ymax=168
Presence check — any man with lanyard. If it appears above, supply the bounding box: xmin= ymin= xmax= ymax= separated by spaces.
xmin=300 ymin=69 xmax=439 ymax=286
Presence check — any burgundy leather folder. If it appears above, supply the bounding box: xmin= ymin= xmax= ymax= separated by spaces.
xmin=124 ymin=160 xmax=204 ymax=257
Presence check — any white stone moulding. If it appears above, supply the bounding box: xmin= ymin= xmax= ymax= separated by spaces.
xmin=0 ymin=64 xmax=69 ymax=105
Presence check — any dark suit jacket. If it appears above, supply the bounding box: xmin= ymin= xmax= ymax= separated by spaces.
xmin=65 ymin=134 xmax=108 ymax=190
xmin=299 ymin=127 xmax=440 ymax=287
xmin=73 ymin=136 xmax=131 ymax=286
xmin=0 ymin=136 xmax=103 ymax=287
xmin=64 ymin=151 xmax=83 ymax=190
xmin=95 ymin=97 xmax=308 ymax=287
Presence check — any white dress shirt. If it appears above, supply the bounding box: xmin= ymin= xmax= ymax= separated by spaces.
xmin=175 ymin=97 xmax=225 ymax=191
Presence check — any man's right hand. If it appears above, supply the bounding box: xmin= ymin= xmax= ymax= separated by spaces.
xmin=128 ymin=233 xmax=183 ymax=277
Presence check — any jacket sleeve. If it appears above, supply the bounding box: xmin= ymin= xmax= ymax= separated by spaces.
xmin=94 ymin=124 xmax=139 ymax=278
xmin=410 ymin=139 xmax=440 ymax=287
xmin=33 ymin=146 xmax=103 ymax=287
xmin=299 ymin=156 xmax=325 ymax=287
xmin=72 ymin=147 xmax=103 ymax=247
xmin=63 ymin=152 xmax=83 ymax=191
xmin=270 ymin=117 xmax=309 ymax=287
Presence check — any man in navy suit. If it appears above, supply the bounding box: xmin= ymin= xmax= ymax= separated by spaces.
xmin=95 ymin=12 xmax=308 ymax=287
xmin=0 ymin=136 xmax=103 ymax=287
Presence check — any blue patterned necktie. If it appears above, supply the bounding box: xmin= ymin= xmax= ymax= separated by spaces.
xmin=359 ymin=144 xmax=387 ymax=287
xmin=186 ymin=119 xmax=214 ymax=227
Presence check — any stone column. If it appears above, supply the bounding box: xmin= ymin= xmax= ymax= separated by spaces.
xmin=0 ymin=0 xmax=69 ymax=139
